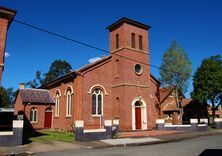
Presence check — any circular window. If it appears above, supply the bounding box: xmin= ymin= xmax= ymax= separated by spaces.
xmin=134 ymin=64 xmax=143 ymax=75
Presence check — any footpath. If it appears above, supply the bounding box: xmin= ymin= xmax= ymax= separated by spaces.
xmin=1 ymin=130 xmax=222 ymax=156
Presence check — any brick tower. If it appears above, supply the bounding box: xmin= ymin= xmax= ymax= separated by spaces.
xmin=0 ymin=7 xmax=16 ymax=85
xmin=107 ymin=17 xmax=153 ymax=131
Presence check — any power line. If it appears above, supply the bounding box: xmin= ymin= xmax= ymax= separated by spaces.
xmin=12 ymin=19 xmax=182 ymax=75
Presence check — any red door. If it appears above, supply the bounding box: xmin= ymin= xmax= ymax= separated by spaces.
xmin=45 ymin=109 xmax=52 ymax=128
xmin=135 ymin=107 xmax=142 ymax=130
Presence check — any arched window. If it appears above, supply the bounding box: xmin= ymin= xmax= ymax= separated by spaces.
xmin=131 ymin=33 xmax=135 ymax=48
xmin=139 ymin=35 xmax=143 ymax=50
xmin=55 ymin=92 xmax=60 ymax=116
xmin=116 ymin=34 xmax=119 ymax=49
xmin=66 ymin=89 xmax=72 ymax=116
xmin=30 ymin=108 xmax=37 ymax=123
xmin=92 ymin=89 xmax=103 ymax=115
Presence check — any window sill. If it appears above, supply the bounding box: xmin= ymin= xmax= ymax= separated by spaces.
xmin=54 ymin=116 xmax=60 ymax=118
xmin=65 ymin=116 xmax=72 ymax=118
xmin=30 ymin=122 xmax=38 ymax=124
xmin=92 ymin=115 xmax=103 ymax=117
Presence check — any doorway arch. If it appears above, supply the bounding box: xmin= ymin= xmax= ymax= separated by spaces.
xmin=132 ymin=97 xmax=147 ymax=130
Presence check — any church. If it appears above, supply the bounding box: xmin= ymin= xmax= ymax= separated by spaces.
xmin=14 ymin=17 xmax=161 ymax=132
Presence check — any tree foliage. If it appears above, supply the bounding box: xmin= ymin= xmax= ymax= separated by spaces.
xmin=0 ymin=87 xmax=15 ymax=108
xmin=160 ymin=41 xmax=192 ymax=94
xmin=26 ymin=60 xmax=72 ymax=88
xmin=191 ymin=55 xmax=222 ymax=119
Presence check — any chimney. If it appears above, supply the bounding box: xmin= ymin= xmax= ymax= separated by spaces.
xmin=19 ymin=83 xmax=25 ymax=89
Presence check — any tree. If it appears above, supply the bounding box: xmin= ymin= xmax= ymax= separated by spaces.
xmin=26 ymin=60 xmax=72 ymax=88
xmin=0 ymin=87 xmax=15 ymax=108
xmin=191 ymin=55 xmax=222 ymax=122
xmin=160 ymin=41 xmax=192 ymax=93
xmin=159 ymin=41 xmax=192 ymax=123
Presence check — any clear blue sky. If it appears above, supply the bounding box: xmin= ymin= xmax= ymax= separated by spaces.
xmin=1 ymin=0 xmax=222 ymax=97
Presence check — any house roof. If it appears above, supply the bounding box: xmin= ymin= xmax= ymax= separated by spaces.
xmin=163 ymin=101 xmax=180 ymax=112
xmin=150 ymin=74 xmax=160 ymax=84
xmin=159 ymin=86 xmax=175 ymax=103
xmin=19 ymin=88 xmax=55 ymax=104
xmin=182 ymin=98 xmax=192 ymax=107
xmin=40 ymin=56 xmax=112 ymax=89
xmin=106 ymin=17 xmax=151 ymax=31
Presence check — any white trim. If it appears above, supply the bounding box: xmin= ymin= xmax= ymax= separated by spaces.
xmin=64 ymin=85 xmax=74 ymax=95
xmin=132 ymin=96 xmax=147 ymax=130
xmin=54 ymin=89 xmax=61 ymax=98
xmin=0 ymin=131 xmax=13 ymax=135
xmin=164 ymin=125 xmax=191 ymax=128
xmin=104 ymin=120 xmax=112 ymax=126
xmin=113 ymin=119 xmax=119 ymax=125
xmin=88 ymin=84 xmax=108 ymax=95
xmin=214 ymin=118 xmax=222 ymax=122
xmin=55 ymin=92 xmax=60 ymax=117
xmin=30 ymin=108 xmax=38 ymax=123
xmin=200 ymin=118 xmax=208 ymax=123
xmin=13 ymin=120 xmax=24 ymax=128
xmin=156 ymin=119 xmax=165 ymax=124
xmin=66 ymin=89 xmax=72 ymax=116
xmin=75 ymin=120 xmax=84 ymax=127
xmin=198 ymin=124 xmax=206 ymax=127
xmin=84 ymin=129 xmax=106 ymax=133
xmin=190 ymin=119 xmax=198 ymax=123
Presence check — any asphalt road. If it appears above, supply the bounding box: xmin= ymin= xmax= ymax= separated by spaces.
xmin=34 ymin=135 xmax=222 ymax=156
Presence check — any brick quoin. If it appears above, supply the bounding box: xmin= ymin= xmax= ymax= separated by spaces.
xmin=14 ymin=17 xmax=161 ymax=132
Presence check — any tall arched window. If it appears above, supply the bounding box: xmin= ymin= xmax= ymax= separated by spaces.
xmin=30 ymin=108 xmax=37 ymax=123
xmin=66 ymin=89 xmax=72 ymax=116
xmin=55 ymin=92 xmax=60 ymax=116
xmin=116 ymin=34 xmax=119 ymax=49
xmin=131 ymin=33 xmax=135 ymax=48
xmin=92 ymin=89 xmax=103 ymax=115
xmin=139 ymin=35 xmax=143 ymax=50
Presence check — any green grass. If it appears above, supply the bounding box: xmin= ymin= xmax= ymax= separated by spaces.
xmin=29 ymin=130 xmax=75 ymax=143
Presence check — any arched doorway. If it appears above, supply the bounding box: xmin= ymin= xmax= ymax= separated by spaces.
xmin=135 ymin=101 xmax=142 ymax=129
xmin=132 ymin=97 xmax=147 ymax=130
xmin=45 ymin=108 xmax=52 ymax=129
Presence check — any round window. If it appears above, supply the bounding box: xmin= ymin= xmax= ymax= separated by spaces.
xmin=134 ymin=64 xmax=143 ymax=75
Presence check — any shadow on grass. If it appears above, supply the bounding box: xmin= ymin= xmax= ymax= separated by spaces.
xmin=23 ymin=129 xmax=48 ymax=144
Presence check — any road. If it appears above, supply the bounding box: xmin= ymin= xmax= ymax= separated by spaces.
xmin=34 ymin=135 xmax=222 ymax=156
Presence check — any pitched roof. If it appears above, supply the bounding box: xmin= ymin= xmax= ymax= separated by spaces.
xmin=40 ymin=56 xmax=112 ymax=89
xmin=106 ymin=17 xmax=151 ymax=31
xmin=19 ymin=89 xmax=55 ymax=104
xmin=159 ymin=86 xmax=175 ymax=103
xmin=163 ymin=101 xmax=180 ymax=112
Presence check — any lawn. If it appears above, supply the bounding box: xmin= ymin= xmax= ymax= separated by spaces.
xmin=26 ymin=130 xmax=75 ymax=143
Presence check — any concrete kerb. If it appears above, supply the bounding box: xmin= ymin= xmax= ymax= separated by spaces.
xmin=91 ymin=130 xmax=222 ymax=149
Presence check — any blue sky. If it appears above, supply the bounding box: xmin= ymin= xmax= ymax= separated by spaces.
xmin=1 ymin=0 xmax=222 ymax=97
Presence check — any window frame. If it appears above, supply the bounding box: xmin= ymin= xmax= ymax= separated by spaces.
xmin=131 ymin=33 xmax=135 ymax=48
xmin=66 ymin=89 xmax=72 ymax=117
xmin=55 ymin=92 xmax=60 ymax=117
xmin=139 ymin=35 xmax=143 ymax=50
xmin=92 ymin=89 xmax=103 ymax=116
xmin=30 ymin=108 xmax=38 ymax=123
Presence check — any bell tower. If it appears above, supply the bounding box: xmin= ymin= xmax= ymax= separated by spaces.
xmin=0 ymin=7 xmax=16 ymax=85
xmin=107 ymin=17 xmax=153 ymax=131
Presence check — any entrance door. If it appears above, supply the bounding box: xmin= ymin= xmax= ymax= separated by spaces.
xmin=45 ymin=108 xmax=52 ymax=128
xmin=135 ymin=107 xmax=142 ymax=130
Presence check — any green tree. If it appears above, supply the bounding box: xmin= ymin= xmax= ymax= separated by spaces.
xmin=159 ymin=41 xmax=192 ymax=123
xmin=26 ymin=60 xmax=72 ymax=88
xmin=160 ymin=41 xmax=192 ymax=94
xmin=191 ymin=55 xmax=222 ymax=121
xmin=0 ymin=87 xmax=15 ymax=108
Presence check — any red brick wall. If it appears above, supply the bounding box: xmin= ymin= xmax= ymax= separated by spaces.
xmin=0 ymin=18 xmax=9 ymax=83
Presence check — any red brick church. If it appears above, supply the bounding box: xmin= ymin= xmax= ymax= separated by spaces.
xmin=14 ymin=17 xmax=161 ymax=132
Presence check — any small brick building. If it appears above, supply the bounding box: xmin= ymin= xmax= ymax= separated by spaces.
xmin=14 ymin=17 xmax=162 ymax=132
